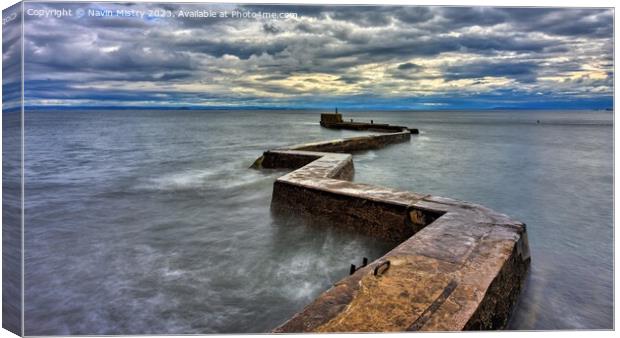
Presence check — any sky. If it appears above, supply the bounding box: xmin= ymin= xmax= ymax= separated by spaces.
xmin=17 ymin=3 xmax=614 ymax=110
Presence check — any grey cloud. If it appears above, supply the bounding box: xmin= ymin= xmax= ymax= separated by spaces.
xmin=257 ymin=74 xmax=290 ymax=81
xmin=444 ymin=61 xmax=540 ymax=83
xmin=326 ymin=7 xmax=394 ymax=26
xmin=338 ymin=75 xmax=367 ymax=84
xmin=26 ymin=41 xmax=195 ymax=73
xmin=240 ymin=4 xmax=330 ymax=18
xmin=397 ymin=63 xmax=421 ymax=70
xmin=19 ymin=3 xmax=614 ymax=105
xmin=503 ymin=8 xmax=613 ymax=37
xmin=394 ymin=7 xmax=434 ymax=24
xmin=263 ymin=23 xmax=282 ymax=34
xmin=437 ymin=7 xmax=508 ymax=28
xmin=174 ymin=38 xmax=289 ymax=59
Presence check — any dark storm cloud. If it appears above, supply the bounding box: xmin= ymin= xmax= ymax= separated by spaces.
xmin=246 ymin=5 xmax=434 ymax=26
xmin=398 ymin=63 xmax=421 ymax=70
xmin=318 ymin=33 xmax=554 ymax=61
xmin=327 ymin=7 xmax=395 ymax=26
xmin=501 ymin=8 xmax=613 ymax=37
xmin=389 ymin=62 xmax=440 ymax=81
xmin=173 ymin=38 xmax=289 ymax=59
xmin=262 ymin=23 xmax=281 ymax=34
xmin=20 ymin=3 xmax=613 ymax=108
xmin=394 ymin=7 xmax=435 ymax=24
xmin=25 ymin=41 xmax=196 ymax=73
xmin=432 ymin=7 xmax=613 ymax=38
xmin=338 ymin=75 xmax=367 ymax=84
xmin=240 ymin=4 xmax=328 ymax=17
xmin=444 ymin=61 xmax=540 ymax=83
xmin=436 ymin=7 xmax=509 ymax=28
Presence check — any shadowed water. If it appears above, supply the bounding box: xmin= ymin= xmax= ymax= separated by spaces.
xmin=22 ymin=109 xmax=612 ymax=333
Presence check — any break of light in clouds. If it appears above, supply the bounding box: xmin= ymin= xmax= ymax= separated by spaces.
xmin=22 ymin=3 xmax=613 ymax=109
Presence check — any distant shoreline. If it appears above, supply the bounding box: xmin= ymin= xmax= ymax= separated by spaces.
xmin=17 ymin=106 xmax=614 ymax=113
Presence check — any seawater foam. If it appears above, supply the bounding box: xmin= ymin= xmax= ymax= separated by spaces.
xmin=145 ymin=169 xmax=213 ymax=191
xmin=136 ymin=166 xmax=275 ymax=192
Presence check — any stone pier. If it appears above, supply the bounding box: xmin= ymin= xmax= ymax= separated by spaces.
xmin=252 ymin=114 xmax=530 ymax=332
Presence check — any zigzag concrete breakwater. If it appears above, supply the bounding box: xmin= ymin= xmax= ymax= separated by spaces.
xmin=251 ymin=114 xmax=531 ymax=332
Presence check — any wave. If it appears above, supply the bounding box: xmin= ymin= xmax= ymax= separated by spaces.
xmin=354 ymin=150 xmax=377 ymax=162
xmin=134 ymin=166 xmax=276 ymax=192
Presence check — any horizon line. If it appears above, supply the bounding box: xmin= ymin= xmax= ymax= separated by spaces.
xmin=7 ymin=105 xmax=613 ymax=113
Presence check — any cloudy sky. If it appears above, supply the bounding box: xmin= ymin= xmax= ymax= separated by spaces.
xmin=21 ymin=3 xmax=614 ymax=109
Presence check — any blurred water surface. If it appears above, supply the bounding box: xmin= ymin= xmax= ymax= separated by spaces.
xmin=22 ymin=109 xmax=612 ymax=333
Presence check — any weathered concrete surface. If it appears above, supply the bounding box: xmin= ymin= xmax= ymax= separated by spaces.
xmin=319 ymin=113 xmax=419 ymax=134
xmin=253 ymin=117 xmax=530 ymax=332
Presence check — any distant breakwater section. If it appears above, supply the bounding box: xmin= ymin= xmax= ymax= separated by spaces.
xmin=252 ymin=114 xmax=531 ymax=332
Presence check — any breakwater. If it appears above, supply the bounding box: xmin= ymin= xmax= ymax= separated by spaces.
xmin=252 ymin=114 xmax=531 ymax=332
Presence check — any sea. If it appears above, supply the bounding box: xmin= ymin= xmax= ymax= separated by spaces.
xmin=15 ymin=109 xmax=612 ymax=334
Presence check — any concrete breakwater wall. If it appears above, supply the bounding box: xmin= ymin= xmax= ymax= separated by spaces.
xmin=252 ymin=116 xmax=531 ymax=332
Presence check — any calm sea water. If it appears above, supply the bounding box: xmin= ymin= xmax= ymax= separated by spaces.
xmin=21 ymin=109 xmax=612 ymax=334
